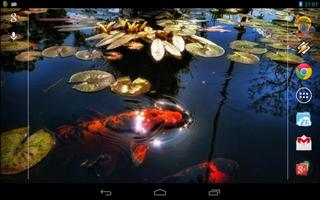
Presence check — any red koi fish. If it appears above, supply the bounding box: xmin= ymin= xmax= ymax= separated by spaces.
xmin=57 ymin=100 xmax=193 ymax=166
xmin=159 ymin=158 xmax=239 ymax=183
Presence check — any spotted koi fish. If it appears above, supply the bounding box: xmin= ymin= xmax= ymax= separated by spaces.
xmin=57 ymin=99 xmax=193 ymax=166
xmin=160 ymin=158 xmax=239 ymax=183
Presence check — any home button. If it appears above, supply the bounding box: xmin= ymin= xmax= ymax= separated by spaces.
xmin=154 ymin=189 xmax=167 ymax=197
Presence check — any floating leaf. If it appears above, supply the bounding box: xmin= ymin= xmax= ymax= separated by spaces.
xmin=69 ymin=70 xmax=115 ymax=92
xmin=107 ymin=33 xmax=137 ymax=50
xmin=260 ymin=37 xmax=279 ymax=43
xmin=151 ymin=39 xmax=165 ymax=61
xmin=75 ymin=50 xmax=102 ymax=60
xmin=60 ymin=46 xmax=77 ymax=57
xmin=1 ymin=41 xmax=33 ymax=52
xmin=111 ymin=76 xmax=151 ymax=96
xmin=15 ymin=51 xmax=41 ymax=62
xmin=162 ymin=41 xmax=181 ymax=58
xmin=265 ymin=51 xmax=304 ymax=64
xmin=1 ymin=128 xmax=55 ymax=175
xmin=229 ymin=40 xmax=267 ymax=54
xmin=190 ymin=35 xmax=221 ymax=46
xmin=103 ymin=51 xmax=123 ymax=61
xmin=216 ymin=18 xmax=238 ymax=25
xmin=175 ymin=28 xmax=196 ymax=36
xmin=230 ymin=40 xmax=258 ymax=48
xmin=41 ymin=46 xmax=60 ymax=58
xmin=266 ymin=42 xmax=290 ymax=50
xmin=41 ymin=46 xmax=77 ymax=58
xmin=186 ymin=42 xmax=225 ymax=57
xmin=172 ymin=35 xmax=185 ymax=52
xmin=227 ymin=51 xmax=260 ymax=64
xmin=157 ymin=19 xmax=175 ymax=27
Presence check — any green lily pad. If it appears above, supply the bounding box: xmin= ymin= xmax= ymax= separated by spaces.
xmin=174 ymin=28 xmax=196 ymax=36
xmin=260 ymin=37 xmax=279 ymax=43
xmin=229 ymin=40 xmax=267 ymax=54
xmin=266 ymin=42 xmax=290 ymax=50
xmin=15 ymin=51 xmax=41 ymax=62
xmin=42 ymin=46 xmax=77 ymax=58
xmin=75 ymin=50 xmax=102 ymax=61
xmin=60 ymin=46 xmax=77 ymax=57
xmin=186 ymin=42 xmax=225 ymax=57
xmin=265 ymin=51 xmax=304 ymax=64
xmin=1 ymin=128 xmax=55 ymax=175
xmin=227 ymin=51 xmax=260 ymax=64
xmin=68 ymin=70 xmax=115 ymax=92
xmin=157 ymin=19 xmax=175 ymax=27
xmin=111 ymin=76 xmax=151 ymax=96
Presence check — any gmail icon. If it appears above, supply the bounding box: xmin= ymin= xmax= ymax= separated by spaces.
xmin=296 ymin=135 xmax=312 ymax=151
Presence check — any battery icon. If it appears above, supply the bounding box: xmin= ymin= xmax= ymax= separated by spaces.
xmin=299 ymin=1 xmax=303 ymax=7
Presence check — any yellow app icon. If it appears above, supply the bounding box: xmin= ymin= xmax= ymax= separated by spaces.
xmin=295 ymin=16 xmax=312 ymax=32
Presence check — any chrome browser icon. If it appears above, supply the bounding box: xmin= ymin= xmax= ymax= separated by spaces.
xmin=295 ymin=63 xmax=312 ymax=80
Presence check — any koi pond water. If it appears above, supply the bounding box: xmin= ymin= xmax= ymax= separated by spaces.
xmin=1 ymin=8 xmax=320 ymax=183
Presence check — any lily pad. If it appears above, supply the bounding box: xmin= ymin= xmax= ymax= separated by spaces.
xmin=265 ymin=51 xmax=304 ymax=64
xmin=227 ymin=51 xmax=260 ymax=64
xmin=151 ymin=39 xmax=165 ymax=61
xmin=175 ymin=28 xmax=197 ymax=36
xmin=75 ymin=50 xmax=102 ymax=60
xmin=260 ymin=37 xmax=279 ymax=43
xmin=1 ymin=128 xmax=55 ymax=175
xmin=186 ymin=42 xmax=225 ymax=57
xmin=111 ymin=76 xmax=151 ymax=96
xmin=1 ymin=41 xmax=33 ymax=52
xmin=266 ymin=42 xmax=290 ymax=50
xmin=42 ymin=46 xmax=77 ymax=58
xmin=60 ymin=46 xmax=77 ymax=57
xmin=172 ymin=35 xmax=185 ymax=52
xmin=15 ymin=51 xmax=41 ymax=62
xmin=68 ymin=70 xmax=115 ymax=92
xmin=229 ymin=40 xmax=267 ymax=54
xmin=162 ymin=41 xmax=181 ymax=58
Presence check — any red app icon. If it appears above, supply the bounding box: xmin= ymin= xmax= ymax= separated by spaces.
xmin=296 ymin=161 xmax=310 ymax=176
